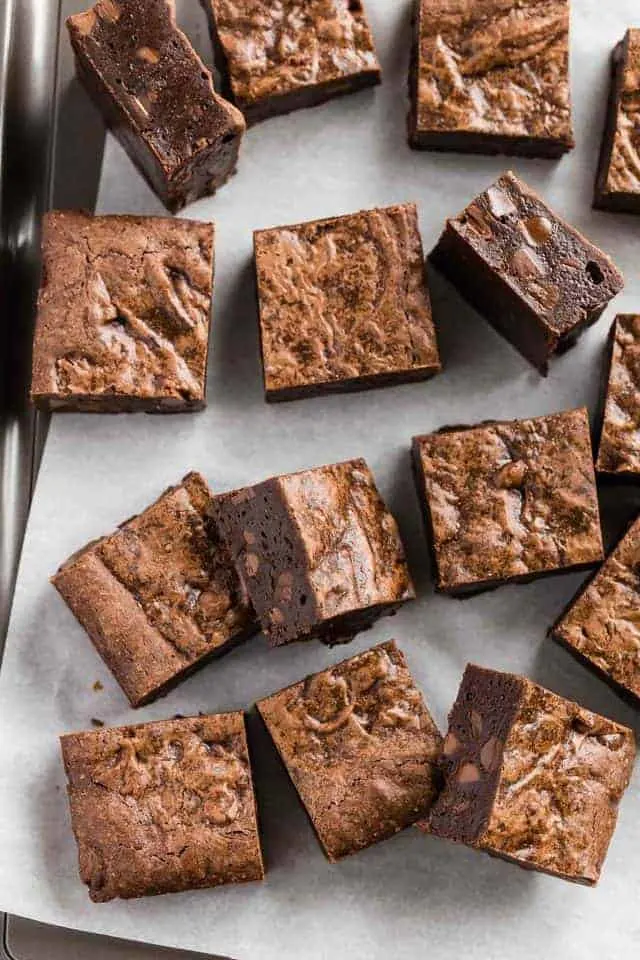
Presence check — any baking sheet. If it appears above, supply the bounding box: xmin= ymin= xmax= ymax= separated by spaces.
xmin=1 ymin=1 xmax=640 ymax=957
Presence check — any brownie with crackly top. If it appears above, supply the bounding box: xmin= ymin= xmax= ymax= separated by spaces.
xmin=67 ymin=0 xmax=245 ymax=212
xmin=258 ymin=641 xmax=442 ymax=861
xmin=429 ymin=171 xmax=623 ymax=374
xmin=408 ymin=0 xmax=574 ymax=157
xmin=594 ymin=30 xmax=640 ymax=213
xmin=422 ymin=664 xmax=636 ymax=885
xmin=412 ymin=407 xmax=604 ymax=595
xmin=551 ymin=515 xmax=640 ymax=705
xmin=52 ymin=473 xmax=257 ymax=707
xmin=209 ymin=459 xmax=415 ymax=646
xmin=61 ymin=712 xmax=264 ymax=901
xmin=31 ymin=211 xmax=214 ymax=412
xmin=254 ymin=204 xmax=441 ymax=401
xmin=596 ymin=316 xmax=640 ymax=479
xmin=201 ymin=0 xmax=381 ymax=125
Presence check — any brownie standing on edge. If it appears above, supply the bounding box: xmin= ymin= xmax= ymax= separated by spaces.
xmin=67 ymin=0 xmax=245 ymax=212
xmin=412 ymin=408 xmax=604 ymax=595
xmin=210 ymin=459 xmax=415 ymax=646
xmin=408 ymin=0 xmax=574 ymax=157
xmin=594 ymin=30 xmax=640 ymax=213
xmin=430 ymin=171 xmax=624 ymax=374
xmin=254 ymin=204 xmax=441 ymax=401
xmin=257 ymin=641 xmax=443 ymax=861
xmin=424 ymin=665 xmax=636 ymax=885
xmin=61 ymin=713 xmax=264 ymax=901
xmin=31 ymin=212 xmax=214 ymax=413
xmin=596 ymin=316 xmax=640 ymax=479
xmin=53 ymin=473 xmax=256 ymax=707
xmin=201 ymin=0 xmax=381 ymax=124
xmin=551 ymin=515 xmax=640 ymax=705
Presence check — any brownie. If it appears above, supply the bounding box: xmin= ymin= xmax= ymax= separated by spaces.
xmin=201 ymin=0 xmax=381 ymax=124
xmin=254 ymin=204 xmax=441 ymax=401
xmin=412 ymin=407 xmax=604 ymax=596
xmin=67 ymin=0 xmax=245 ymax=212
xmin=31 ymin=211 xmax=214 ymax=413
xmin=594 ymin=30 xmax=640 ymax=213
xmin=429 ymin=171 xmax=624 ymax=374
xmin=257 ymin=641 xmax=442 ymax=861
xmin=52 ymin=473 xmax=256 ymax=708
xmin=551 ymin=515 xmax=640 ymax=705
xmin=595 ymin=316 xmax=640 ymax=479
xmin=61 ymin=712 xmax=264 ymax=901
xmin=408 ymin=0 xmax=574 ymax=157
xmin=423 ymin=665 xmax=636 ymax=885
xmin=210 ymin=459 xmax=415 ymax=646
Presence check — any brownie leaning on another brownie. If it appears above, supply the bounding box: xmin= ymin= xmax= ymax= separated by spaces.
xmin=61 ymin=713 xmax=264 ymax=901
xmin=53 ymin=473 xmax=257 ymax=707
xmin=423 ymin=665 xmax=636 ymax=885
xmin=257 ymin=641 xmax=443 ymax=861
xmin=67 ymin=0 xmax=245 ymax=212
xmin=430 ymin=171 xmax=624 ymax=374
xmin=210 ymin=459 xmax=415 ymax=647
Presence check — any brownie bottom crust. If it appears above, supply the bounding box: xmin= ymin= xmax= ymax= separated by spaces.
xmin=408 ymin=129 xmax=573 ymax=159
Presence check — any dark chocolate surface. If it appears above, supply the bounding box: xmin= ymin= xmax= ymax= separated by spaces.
xmin=594 ymin=30 xmax=640 ymax=213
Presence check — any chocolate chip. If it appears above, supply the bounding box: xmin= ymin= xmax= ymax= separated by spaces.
xmin=486 ymin=186 xmax=517 ymax=221
xmin=245 ymin=554 xmax=259 ymax=576
xmin=457 ymin=762 xmax=480 ymax=784
xmin=479 ymin=735 xmax=501 ymax=771
xmin=520 ymin=216 xmax=552 ymax=246
xmin=470 ymin=709 xmax=483 ymax=738
xmin=443 ymin=731 xmax=459 ymax=756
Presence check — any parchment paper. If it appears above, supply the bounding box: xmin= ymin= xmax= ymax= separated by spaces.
xmin=1 ymin=2 xmax=639 ymax=957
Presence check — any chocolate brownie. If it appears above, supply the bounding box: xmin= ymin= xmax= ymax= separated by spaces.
xmin=67 ymin=0 xmax=245 ymax=212
xmin=596 ymin=316 xmax=640 ymax=479
xmin=201 ymin=0 xmax=381 ymax=124
xmin=429 ymin=171 xmax=624 ymax=374
xmin=254 ymin=204 xmax=441 ymax=401
xmin=594 ymin=30 xmax=640 ymax=213
xmin=551 ymin=515 xmax=640 ymax=705
xmin=424 ymin=664 xmax=636 ymax=885
xmin=53 ymin=473 xmax=256 ymax=707
xmin=412 ymin=408 xmax=604 ymax=595
xmin=210 ymin=459 xmax=415 ymax=646
xmin=31 ymin=211 xmax=214 ymax=413
xmin=257 ymin=641 xmax=442 ymax=861
xmin=61 ymin=713 xmax=264 ymax=901
xmin=408 ymin=0 xmax=574 ymax=157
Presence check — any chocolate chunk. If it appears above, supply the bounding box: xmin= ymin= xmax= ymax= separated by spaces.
xmin=254 ymin=204 xmax=441 ymax=401
xmin=429 ymin=171 xmax=623 ymax=374
xmin=423 ymin=664 xmax=636 ymax=885
xmin=257 ymin=641 xmax=442 ymax=861
xmin=210 ymin=459 xmax=415 ymax=646
xmin=594 ymin=30 xmax=640 ymax=213
xmin=596 ymin=315 xmax=640 ymax=479
xmin=408 ymin=0 xmax=574 ymax=157
xmin=551 ymin=514 xmax=640 ymax=705
xmin=60 ymin=713 xmax=264 ymax=900
xmin=52 ymin=473 xmax=257 ymax=707
xmin=31 ymin=211 xmax=214 ymax=413
xmin=201 ymin=0 xmax=381 ymax=124
xmin=412 ymin=407 xmax=604 ymax=595
xmin=67 ymin=0 xmax=245 ymax=212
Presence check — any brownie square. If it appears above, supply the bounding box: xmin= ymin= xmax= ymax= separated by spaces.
xmin=594 ymin=30 xmax=640 ymax=213
xmin=596 ymin=316 xmax=640 ymax=479
xmin=257 ymin=641 xmax=443 ymax=861
xmin=67 ymin=0 xmax=245 ymax=212
xmin=52 ymin=473 xmax=256 ymax=707
xmin=210 ymin=459 xmax=415 ymax=646
xmin=31 ymin=212 xmax=214 ymax=412
xmin=424 ymin=665 xmax=636 ymax=885
xmin=412 ymin=407 xmax=604 ymax=595
xmin=551 ymin=515 xmax=640 ymax=705
xmin=61 ymin=713 xmax=264 ymax=901
xmin=254 ymin=204 xmax=441 ymax=401
xmin=429 ymin=171 xmax=624 ymax=374
xmin=408 ymin=0 xmax=574 ymax=157
xmin=201 ymin=0 xmax=382 ymax=124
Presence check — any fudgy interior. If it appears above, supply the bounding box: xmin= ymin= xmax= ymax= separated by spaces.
xmin=428 ymin=665 xmax=523 ymax=843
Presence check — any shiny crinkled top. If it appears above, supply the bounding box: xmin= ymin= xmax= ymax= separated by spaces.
xmin=596 ymin=315 xmax=640 ymax=477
